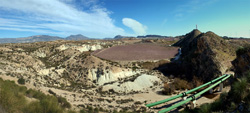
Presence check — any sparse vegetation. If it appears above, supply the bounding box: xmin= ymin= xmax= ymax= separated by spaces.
xmin=0 ymin=78 xmax=73 ymax=113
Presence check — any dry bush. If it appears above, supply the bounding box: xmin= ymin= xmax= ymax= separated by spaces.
xmin=162 ymin=78 xmax=192 ymax=95
xmin=172 ymin=78 xmax=191 ymax=90
xmin=190 ymin=76 xmax=203 ymax=90
xmin=162 ymin=82 xmax=175 ymax=95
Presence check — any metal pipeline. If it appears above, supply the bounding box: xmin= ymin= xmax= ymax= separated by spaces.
xmin=146 ymin=74 xmax=229 ymax=107
xmin=158 ymin=74 xmax=231 ymax=113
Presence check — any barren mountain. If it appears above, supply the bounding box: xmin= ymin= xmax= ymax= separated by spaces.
xmin=169 ymin=30 xmax=237 ymax=82
xmin=0 ymin=35 xmax=62 ymax=44
xmin=0 ymin=34 xmax=90 ymax=44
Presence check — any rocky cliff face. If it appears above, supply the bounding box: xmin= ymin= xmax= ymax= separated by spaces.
xmin=173 ymin=30 xmax=236 ymax=82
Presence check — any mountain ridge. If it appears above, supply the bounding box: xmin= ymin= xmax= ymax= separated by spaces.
xmin=0 ymin=34 xmax=89 ymax=44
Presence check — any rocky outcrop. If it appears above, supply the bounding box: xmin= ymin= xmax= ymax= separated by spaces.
xmin=232 ymin=47 xmax=250 ymax=77
xmin=57 ymin=44 xmax=102 ymax=52
xmin=102 ymin=74 xmax=160 ymax=93
xmin=172 ymin=30 xmax=236 ymax=82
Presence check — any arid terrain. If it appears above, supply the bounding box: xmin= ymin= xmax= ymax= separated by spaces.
xmin=0 ymin=37 xmax=180 ymax=112
xmin=1 ymin=30 xmax=250 ymax=113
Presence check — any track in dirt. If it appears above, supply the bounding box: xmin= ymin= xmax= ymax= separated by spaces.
xmin=93 ymin=44 xmax=179 ymax=61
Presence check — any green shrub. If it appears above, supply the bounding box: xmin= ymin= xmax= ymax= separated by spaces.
xmin=199 ymin=103 xmax=211 ymax=113
xmin=232 ymin=77 xmax=248 ymax=102
xmin=17 ymin=77 xmax=25 ymax=85
xmin=0 ymin=79 xmax=73 ymax=113
xmin=236 ymin=46 xmax=249 ymax=56
xmin=94 ymin=107 xmax=99 ymax=113
xmin=0 ymin=81 xmax=27 ymax=113
xmin=23 ymin=101 xmax=43 ymax=113
xmin=67 ymin=110 xmax=77 ymax=113
xmin=58 ymin=96 xmax=71 ymax=109
xmin=40 ymin=96 xmax=63 ymax=113
xmin=80 ymin=109 xmax=87 ymax=113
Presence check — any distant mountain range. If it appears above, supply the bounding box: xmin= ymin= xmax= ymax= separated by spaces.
xmin=1 ymin=33 xmax=246 ymax=44
xmin=0 ymin=34 xmax=89 ymax=44
xmin=137 ymin=35 xmax=171 ymax=39
xmin=113 ymin=35 xmax=172 ymax=39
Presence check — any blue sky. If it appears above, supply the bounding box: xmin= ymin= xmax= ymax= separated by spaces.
xmin=0 ymin=0 xmax=249 ymax=38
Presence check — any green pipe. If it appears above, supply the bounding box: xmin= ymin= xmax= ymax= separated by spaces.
xmin=146 ymin=74 xmax=228 ymax=107
xmin=158 ymin=74 xmax=231 ymax=113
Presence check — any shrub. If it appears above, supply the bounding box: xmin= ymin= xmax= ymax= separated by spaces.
xmin=232 ymin=77 xmax=248 ymax=102
xmin=0 ymin=79 xmax=73 ymax=113
xmin=58 ymin=96 xmax=71 ymax=109
xmin=199 ymin=103 xmax=211 ymax=113
xmin=23 ymin=101 xmax=43 ymax=113
xmin=162 ymin=78 xmax=191 ymax=95
xmin=172 ymin=78 xmax=191 ymax=90
xmin=162 ymin=82 xmax=175 ymax=95
xmin=17 ymin=77 xmax=25 ymax=85
xmin=40 ymin=96 xmax=63 ymax=113
xmin=0 ymin=85 xmax=27 ymax=113
xmin=80 ymin=109 xmax=87 ymax=113
xmin=94 ymin=108 xmax=99 ymax=113
xmin=236 ymin=46 xmax=249 ymax=56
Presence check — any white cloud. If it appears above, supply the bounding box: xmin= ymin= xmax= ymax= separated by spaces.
xmin=122 ymin=18 xmax=147 ymax=35
xmin=0 ymin=0 xmax=125 ymax=38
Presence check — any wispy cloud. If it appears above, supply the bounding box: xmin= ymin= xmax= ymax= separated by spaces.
xmin=161 ymin=18 xmax=168 ymax=26
xmin=122 ymin=18 xmax=147 ymax=35
xmin=0 ymin=0 xmax=125 ymax=38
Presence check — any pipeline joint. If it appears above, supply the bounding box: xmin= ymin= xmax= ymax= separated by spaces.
xmin=191 ymin=95 xmax=196 ymax=101
xmin=182 ymin=92 xmax=187 ymax=97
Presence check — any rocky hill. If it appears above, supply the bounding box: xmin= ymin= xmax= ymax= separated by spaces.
xmin=169 ymin=30 xmax=237 ymax=82
xmin=0 ymin=35 xmax=62 ymax=44
xmin=0 ymin=34 xmax=90 ymax=44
